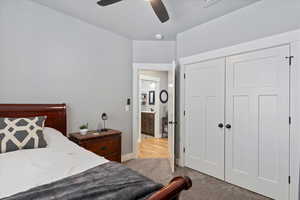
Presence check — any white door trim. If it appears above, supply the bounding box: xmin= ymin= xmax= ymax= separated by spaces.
xmin=132 ymin=63 xmax=173 ymax=159
xmin=179 ymin=29 xmax=300 ymax=200
xmin=290 ymin=42 xmax=300 ymax=200
xmin=140 ymin=74 xmax=160 ymax=82
xmin=180 ymin=29 xmax=300 ymax=65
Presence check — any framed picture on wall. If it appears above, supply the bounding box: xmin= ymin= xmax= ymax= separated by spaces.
xmin=149 ymin=91 xmax=155 ymax=105
xmin=160 ymin=90 xmax=168 ymax=104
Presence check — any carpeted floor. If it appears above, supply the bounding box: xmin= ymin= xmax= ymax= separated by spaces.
xmin=124 ymin=158 xmax=272 ymax=200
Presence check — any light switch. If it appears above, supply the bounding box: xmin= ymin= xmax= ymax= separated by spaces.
xmin=125 ymin=97 xmax=131 ymax=112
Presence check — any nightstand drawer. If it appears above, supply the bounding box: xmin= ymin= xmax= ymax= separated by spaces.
xmin=83 ymin=136 xmax=120 ymax=156
xmin=69 ymin=130 xmax=122 ymax=163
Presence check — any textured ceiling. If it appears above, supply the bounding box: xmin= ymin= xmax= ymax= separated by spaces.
xmin=31 ymin=0 xmax=260 ymax=40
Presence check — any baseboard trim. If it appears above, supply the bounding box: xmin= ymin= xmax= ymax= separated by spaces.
xmin=176 ymin=158 xmax=184 ymax=167
xmin=121 ymin=153 xmax=136 ymax=162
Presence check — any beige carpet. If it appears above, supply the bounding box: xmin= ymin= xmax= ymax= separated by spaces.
xmin=124 ymin=158 xmax=272 ymax=200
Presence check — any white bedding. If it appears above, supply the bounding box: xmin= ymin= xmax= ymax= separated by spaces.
xmin=0 ymin=127 xmax=109 ymax=199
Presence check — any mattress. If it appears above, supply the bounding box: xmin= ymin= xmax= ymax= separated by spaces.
xmin=0 ymin=127 xmax=109 ymax=199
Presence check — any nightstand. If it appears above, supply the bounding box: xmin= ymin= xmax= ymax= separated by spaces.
xmin=69 ymin=129 xmax=122 ymax=162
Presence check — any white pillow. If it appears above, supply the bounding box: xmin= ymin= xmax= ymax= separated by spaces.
xmin=43 ymin=127 xmax=68 ymax=148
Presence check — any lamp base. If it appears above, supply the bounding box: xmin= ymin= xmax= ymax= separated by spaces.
xmin=101 ymin=128 xmax=108 ymax=132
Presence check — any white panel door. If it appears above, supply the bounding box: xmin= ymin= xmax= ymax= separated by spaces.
xmin=185 ymin=58 xmax=225 ymax=179
xmin=225 ymin=45 xmax=290 ymax=199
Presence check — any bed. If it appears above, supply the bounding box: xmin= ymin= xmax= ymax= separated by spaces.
xmin=0 ymin=104 xmax=192 ymax=200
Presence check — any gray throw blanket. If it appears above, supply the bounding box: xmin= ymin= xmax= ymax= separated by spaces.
xmin=2 ymin=162 xmax=163 ymax=200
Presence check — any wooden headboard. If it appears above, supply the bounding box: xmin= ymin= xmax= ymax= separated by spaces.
xmin=0 ymin=104 xmax=67 ymax=136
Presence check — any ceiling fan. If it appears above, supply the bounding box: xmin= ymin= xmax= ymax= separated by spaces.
xmin=97 ymin=0 xmax=170 ymax=23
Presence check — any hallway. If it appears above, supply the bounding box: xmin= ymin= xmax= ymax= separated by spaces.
xmin=138 ymin=138 xmax=169 ymax=158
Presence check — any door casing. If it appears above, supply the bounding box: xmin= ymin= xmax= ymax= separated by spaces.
xmin=132 ymin=63 xmax=176 ymax=171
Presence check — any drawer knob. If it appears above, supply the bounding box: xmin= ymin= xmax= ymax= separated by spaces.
xmin=100 ymin=146 xmax=107 ymax=151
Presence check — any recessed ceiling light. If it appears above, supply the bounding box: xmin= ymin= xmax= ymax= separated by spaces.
xmin=155 ymin=34 xmax=164 ymax=40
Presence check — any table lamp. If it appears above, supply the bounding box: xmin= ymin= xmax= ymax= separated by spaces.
xmin=101 ymin=112 xmax=108 ymax=132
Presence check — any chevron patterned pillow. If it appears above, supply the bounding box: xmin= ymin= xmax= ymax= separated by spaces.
xmin=0 ymin=116 xmax=47 ymax=154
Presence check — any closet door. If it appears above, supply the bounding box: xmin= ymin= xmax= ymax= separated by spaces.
xmin=185 ymin=58 xmax=225 ymax=179
xmin=225 ymin=45 xmax=290 ymax=199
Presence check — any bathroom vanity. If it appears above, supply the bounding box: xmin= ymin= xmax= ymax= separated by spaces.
xmin=141 ymin=111 xmax=155 ymax=137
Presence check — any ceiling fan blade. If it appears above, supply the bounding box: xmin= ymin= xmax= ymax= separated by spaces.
xmin=97 ymin=0 xmax=122 ymax=6
xmin=150 ymin=0 xmax=169 ymax=23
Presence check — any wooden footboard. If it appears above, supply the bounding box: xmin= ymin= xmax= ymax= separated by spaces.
xmin=148 ymin=176 xmax=192 ymax=200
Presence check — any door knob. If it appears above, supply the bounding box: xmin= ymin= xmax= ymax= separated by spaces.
xmin=218 ymin=123 xmax=224 ymax=128
xmin=225 ymin=124 xmax=231 ymax=129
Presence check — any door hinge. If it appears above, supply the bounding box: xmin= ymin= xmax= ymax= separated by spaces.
xmin=183 ymin=147 xmax=186 ymax=153
xmin=288 ymin=176 xmax=291 ymax=184
xmin=286 ymin=56 xmax=294 ymax=66
xmin=184 ymin=73 xmax=186 ymax=79
xmin=289 ymin=116 xmax=291 ymax=125
xmin=184 ymin=110 xmax=186 ymax=116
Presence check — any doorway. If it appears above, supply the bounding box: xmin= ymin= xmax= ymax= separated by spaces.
xmin=133 ymin=63 xmax=175 ymax=172
xmin=138 ymin=70 xmax=168 ymax=159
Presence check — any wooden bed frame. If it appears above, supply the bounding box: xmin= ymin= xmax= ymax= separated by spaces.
xmin=0 ymin=104 xmax=192 ymax=200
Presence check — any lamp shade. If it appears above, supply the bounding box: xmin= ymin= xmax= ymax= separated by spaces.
xmin=101 ymin=113 xmax=108 ymax=120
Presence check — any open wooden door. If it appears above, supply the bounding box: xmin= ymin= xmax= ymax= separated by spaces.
xmin=168 ymin=61 xmax=176 ymax=172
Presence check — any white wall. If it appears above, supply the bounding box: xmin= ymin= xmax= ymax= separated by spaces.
xmin=177 ymin=0 xmax=300 ymax=58
xmin=133 ymin=40 xmax=176 ymax=63
xmin=0 ymin=0 xmax=133 ymax=154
